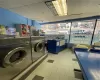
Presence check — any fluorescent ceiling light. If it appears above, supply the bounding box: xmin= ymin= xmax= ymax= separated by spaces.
xmin=52 ymin=0 xmax=63 ymax=16
xmin=62 ymin=0 xmax=67 ymax=15
xmin=52 ymin=0 xmax=67 ymax=16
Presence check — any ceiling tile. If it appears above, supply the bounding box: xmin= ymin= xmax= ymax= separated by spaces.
xmin=0 ymin=0 xmax=100 ymax=22
xmin=9 ymin=2 xmax=53 ymax=20
xmin=0 ymin=0 xmax=45 ymax=9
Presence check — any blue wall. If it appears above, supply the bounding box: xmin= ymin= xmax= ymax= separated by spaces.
xmin=33 ymin=20 xmax=41 ymax=30
xmin=0 ymin=8 xmax=41 ymax=28
xmin=0 ymin=8 xmax=28 ymax=27
xmin=27 ymin=18 xmax=32 ymax=26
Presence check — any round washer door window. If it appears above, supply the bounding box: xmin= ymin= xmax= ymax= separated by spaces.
xmin=2 ymin=47 xmax=27 ymax=68
xmin=34 ymin=42 xmax=44 ymax=52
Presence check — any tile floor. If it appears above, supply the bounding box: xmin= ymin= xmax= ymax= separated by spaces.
xmin=25 ymin=49 xmax=82 ymax=80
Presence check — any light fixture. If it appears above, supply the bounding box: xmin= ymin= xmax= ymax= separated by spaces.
xmin=62 ymin=0 xmax=67 ymax=15
xmin=45 ymin=1 xmax=58 ymax=16
xmin=52 ymin=0 xmax=62 ymax=16
xmin=52 ymin=0 xmax=67 ymax=16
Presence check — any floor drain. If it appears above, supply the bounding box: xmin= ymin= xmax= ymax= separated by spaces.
xmin=47 ymin=60 xmax=54 ymax=63
xmin=72 ymin=58 xmax=77 ymax=61
xmin=32 ymin=75 xmax=44 ymax=80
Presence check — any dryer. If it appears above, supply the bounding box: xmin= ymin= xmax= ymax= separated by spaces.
xmin=0 ymin=37 xmax=32 ymax=80
xmin=31 ymin=36 xmax=46 ymax=62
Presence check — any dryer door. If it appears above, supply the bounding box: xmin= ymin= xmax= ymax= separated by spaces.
xmin=34 ymin=42 xmax=44 ymax=52
xmin=2 ymin=47 xmax=27 ymax=68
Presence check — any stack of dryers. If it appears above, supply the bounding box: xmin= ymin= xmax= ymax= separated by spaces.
xmin=0 ymin=37 xmax=32 ymax=80
xmin=30 ymin=36 xmax=46 ymax=62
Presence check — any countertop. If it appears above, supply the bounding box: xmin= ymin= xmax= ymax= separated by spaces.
xmin=74 ymin=49 xmax=100 ymax=80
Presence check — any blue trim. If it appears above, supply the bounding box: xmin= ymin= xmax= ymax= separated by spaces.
xmin=40 ymin=15 xmax=100 ymax=25
xmin=89 ymin=49 xmax=100 ymax=53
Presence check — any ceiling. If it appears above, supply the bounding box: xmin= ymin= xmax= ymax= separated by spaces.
xmin=0 ymin=0 xmax=100 ymax=23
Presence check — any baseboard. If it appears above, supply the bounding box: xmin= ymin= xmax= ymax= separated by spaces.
xmin=13 ymin=54 xmax=48 ymax=80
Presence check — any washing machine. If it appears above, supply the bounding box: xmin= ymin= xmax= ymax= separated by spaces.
xmin=0 ymin=37 xmax=32 ymax=80
xmin=31 ymin=36 xmax=46 ymax=62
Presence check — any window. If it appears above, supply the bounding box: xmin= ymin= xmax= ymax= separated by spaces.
xmin=92 ymin=19 xmax=100 ymax=45
xmin=70 ymin=20 xmax=95 ymax=45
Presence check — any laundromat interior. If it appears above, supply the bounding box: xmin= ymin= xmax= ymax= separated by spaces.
xmin=0 ymin=0 xmax=100 ymax=80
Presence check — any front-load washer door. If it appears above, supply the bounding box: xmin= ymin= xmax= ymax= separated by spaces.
xmin=32 ymin=41 xmax=45 ymax=61
xmin=2 ymin=47 xmax=27 ymax=68
xmin=34 ymin=42 xmax=44 ymax=52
